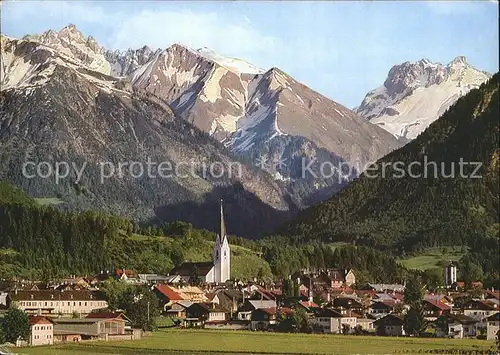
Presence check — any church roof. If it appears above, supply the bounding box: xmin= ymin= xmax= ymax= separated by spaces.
xmin=170 ymin=262 xmax=214 ymax=277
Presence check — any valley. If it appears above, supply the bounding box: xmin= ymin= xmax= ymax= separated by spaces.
xmin=0 ymin=3 xmax=498 ymax=352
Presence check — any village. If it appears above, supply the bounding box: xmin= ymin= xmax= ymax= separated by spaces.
xmin=0 ymin=205 xmax=498 ymax=349
xmin=1 ymin=265 xmax=499 ymax=348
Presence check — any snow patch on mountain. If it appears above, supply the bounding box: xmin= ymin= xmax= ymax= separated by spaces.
xmin=357 ymin=57 xmax=490 ymax=140
xmin=24 ymin=24 xmax=112 ymax=75
xmin=200 ymin=67 xmax=227 ymax=103
xmin=197 ymin=47 xmax=264 ymax=75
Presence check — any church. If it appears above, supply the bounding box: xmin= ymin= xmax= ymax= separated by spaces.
xmin=168 ymin=201 xmax=231 ymax=284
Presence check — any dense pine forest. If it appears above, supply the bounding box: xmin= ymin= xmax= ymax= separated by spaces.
xmin=0 ymin=180 xmax=416 ymax=284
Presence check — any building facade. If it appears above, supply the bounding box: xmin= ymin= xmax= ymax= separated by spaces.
xmin=444 ymin=263 xmax=457 ymax=287
xmin=9 ymin=290 xmax=108 ymax=316
xmin=29 ymin=316 xmax=54 ymax=346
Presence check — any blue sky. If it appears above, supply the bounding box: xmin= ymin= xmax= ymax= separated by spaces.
xmin=2 ymin=1 xmax=498 ymax=108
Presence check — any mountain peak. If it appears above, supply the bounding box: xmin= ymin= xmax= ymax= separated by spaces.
xmin=168 ymin=43 xmax=195 ymax=53
xmin=356 ymin=56 xmax=491 ymax=140
xmin=449 ymin=55 xmax=468 ymax=66
xmin=58 ymin=24 xmax=86 ymax=41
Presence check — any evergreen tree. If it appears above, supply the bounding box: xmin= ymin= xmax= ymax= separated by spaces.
xmin=2 ymin=308 xmax=30 ymax=343
xmin=404 ymin=306 xmax=428 ymax=336
xmin=404 ymin=277 xmax=424 ymax=308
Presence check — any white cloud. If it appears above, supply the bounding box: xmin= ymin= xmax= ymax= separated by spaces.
xmin=108 ymin=9 xmax=280 ymax=58
xmin=3 ymin=0 xmax=108 ymax=23
xmin=3 ymin=1 xmax=282 ymax=65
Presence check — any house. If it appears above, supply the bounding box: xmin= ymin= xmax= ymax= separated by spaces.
xmin=163 ymin=274 xmax=186 ymax=284
xmin=485 ymin=290 xmax=500 ymax=302
xmin=436 ymin=313 xmax=478 ymax=338
xmin=237 ymin=299 xmax=277 ymax=321
xmin=373 ymin=314 xmax=405 ymax=336
xmin=8 ymin=290 xmax=108 ymax=316
xmin=424 ymin=294 xmax=454 ymax=307
xmin=313 ymin=308 xmax=357 ymax=334
xmin=114 ymin=269 xmax=139 ymax=283
xmin=58 ymin=277 xmax=91 ymax=290
xmin=370 ymin=300 xmax=400 ymax=317
xmin=0 ymin=291 xmax=8 ymax=308
xmin=324 ymin=270 xmax=345 ymax=289
xmin=169 ymin=202 xmax=230 ymax=284
xmin=295 ymin=269 xmax=356 ymax=292
xmin=332 ymin=297 xmax=364 ymax=315
xmin=185 ymin=302 xmax=229 ymax=327
xmin=250 ymin=308 xmax=279 ymax=330
xmin=422 ymin=299 xmax=451 ymax=319
xmin=52 ymin=315 xmax=130 ymax=342
xmin=362 ymin=284 xmax=405 ymax=293
xmin=154 ymin=284 xmax=187 ymax=311
xmin=29 ymin=316 xmax=53 ymax=346
xmin=85 ymin=312 xmax=131 ymax=324
xmin=344 ymin=270 xmax=356 ymax=287
xmin=357 ymin=317 xmax=375 ymax=331
xmin=297 ymin=300 xmax=320 ymax=313
xmin=210 ymin=289 xmax=242 ymax=314
xmin=486 ymin=312 xmax=500 ymax=340
xmin=462 ymin=299 xmax=498 ymax=319
xmin=138 ymin=274 xmax=170 ymax=284
xmin=165 ymin=300 xmax=193 ymax=318
xmin=178 ymin=286 xmax=207 ymax=302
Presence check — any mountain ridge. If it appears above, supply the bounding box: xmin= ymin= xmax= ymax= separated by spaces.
xmin=356 ymin=56 xmax=491 ymax=140
xmin=281 ymin=73 xmax=499 ymax=251
xmin=0 ymin=33 xmax=296 ymax=238
xmin=5 ymin=24 xmax=401 ymax=209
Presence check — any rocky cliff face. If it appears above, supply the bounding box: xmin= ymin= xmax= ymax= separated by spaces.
xmin=0 ymin=34 xmax=292 ymax=237
xmin=1 ymin=24 xmax=403 ymax=236
xmin=357 ymin=57 xmax=491 ymax=140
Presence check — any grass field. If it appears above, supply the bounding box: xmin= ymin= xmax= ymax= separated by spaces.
xmin=14 ymin=329 xmax=496 ymax=355
xmin=34 ymin=197 xmax=65 ymax=206
xmin=398 ymin=246 xmax=466 ymax=270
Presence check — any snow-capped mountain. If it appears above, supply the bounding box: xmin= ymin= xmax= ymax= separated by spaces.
xmin=0 ymin=32 xmax=293 ymax=238
xmin=196 ymin=47 xmax=265 ymax=74
xmin=3 ymin=24 xmax=401 ymax=207
xmin=356 ymin=57 xmax=491 ymax=140
xmin=22 ymin=24 xmax=112 ymax=75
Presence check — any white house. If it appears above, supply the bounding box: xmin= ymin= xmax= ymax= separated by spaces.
xmin=486 ymin=312 xmax=500 ymax=340
xmin=314 ymin=308 xmax=357 ymax=334
xmin=29 ymin=316 xmax=53 ymax=346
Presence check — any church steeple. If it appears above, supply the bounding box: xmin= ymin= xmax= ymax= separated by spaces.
xmin=220 ymin=199 xmax=226 ymax=241
xmin=213 ymin=199 xmax=230 ymax=283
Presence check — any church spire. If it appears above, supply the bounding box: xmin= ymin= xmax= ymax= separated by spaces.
xmin=220 ymin=199 xmax=226 ymax=241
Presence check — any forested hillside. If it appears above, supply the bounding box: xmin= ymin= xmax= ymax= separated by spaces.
xmin=0 ymin=181 xmax=416 ymax=284
xmin=280 ymin=74 xmax=499 ymax=280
